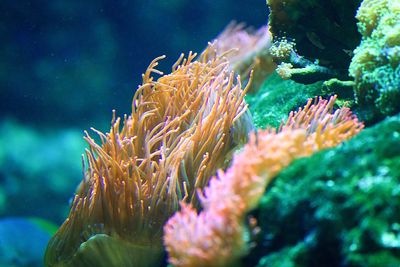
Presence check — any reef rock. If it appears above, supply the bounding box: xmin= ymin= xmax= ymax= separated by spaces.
xmin=267 ymin=0 xmax=362 ymax=72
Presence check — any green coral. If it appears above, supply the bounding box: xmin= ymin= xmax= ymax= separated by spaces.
xmin=248 ymin=114 xmax=400 ymax=267
xmin=349 ymin=0 xmax=400 ymax=123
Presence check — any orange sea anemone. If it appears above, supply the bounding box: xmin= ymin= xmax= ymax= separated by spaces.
xmin=44 ymin=50 xmax=253 ymax=267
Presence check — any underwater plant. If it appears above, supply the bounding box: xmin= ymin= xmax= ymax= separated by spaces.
xmin=164 ymin=96 xmax=363 ymax=267
xmin=44 ymin=50 xmax=253 ymax=267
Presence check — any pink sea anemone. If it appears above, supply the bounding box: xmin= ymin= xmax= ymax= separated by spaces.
xmin=164 ymin=96 xmax=364 ymax=267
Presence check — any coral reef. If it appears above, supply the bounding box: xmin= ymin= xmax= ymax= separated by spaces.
xmin=267 ymin=0 xmax=362 ymax=74
xmin=44 ymin=50 xmax=252 ymax=267
xmin=38 ymin=1 xmax=400 ymax=266
xmin=164 ymin=96 xmax=363 ymax=267
xmin=349 ymin=0 xmax=400 ymax=123
xmin=251 ymin=113 xmax=400 ymax=267
xmin=269 ymin=38 xmax=339 ymax=84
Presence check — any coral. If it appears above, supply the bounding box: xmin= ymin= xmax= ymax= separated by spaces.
xmin=164 ymin=96 xmax=363 ymax=267
xmin=275 ymin=61 xmax=336 ymax=84
xmin=252 ymin=113 xmax=400 ymax=267
xmin=349 ymin=0 xmax=400 ymax=123
xmin=322 ymin=78 xmax=355 ymax=99
xmin=269 ymin=38 xmax=296 ymax=62
xmin=44 ymin=51 xmax=253 ymax=267
xmin=204 ymin=22 xmax=276 ymax=93
xmin=269 ymin=38 xmax=338 ymax=84
xmin=267 ymin=0 xmax=362 ymax=74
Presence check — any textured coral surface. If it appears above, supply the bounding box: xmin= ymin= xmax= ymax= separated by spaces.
xmin=349 ymin=0 xmax=400 ymax=123
xmin=267 ymin=0 xmax=361 ymax=71
xmin=252 ymin=114 xmax=400 ymax=267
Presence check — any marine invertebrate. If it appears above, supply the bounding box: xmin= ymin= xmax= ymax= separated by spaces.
xmin=269 ymin=37 xmax=339 ymax=84
xmin=164 ymin=96 xmax=363 ymax=267
xmin=255 ymin=113 xmax=400 ymax=267
xmin=44 ymin=50 xmax=253 ymax=267
xmin=349 ymin=0 xmax=400 ymax=123
xmin=203 ymin=22 xmax=275 ymax=92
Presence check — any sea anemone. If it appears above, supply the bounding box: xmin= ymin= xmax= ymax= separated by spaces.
xmin=164 ymin=96 xmax=364 ymax=267
xmin=203 ymin=22 xmax=275 ymax=93
xmin=44 ymin=50 xmax=253 ymax=267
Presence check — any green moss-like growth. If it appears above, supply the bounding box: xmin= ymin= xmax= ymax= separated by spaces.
xmin=248 ymin=114 xmax=400 ymax=267
xmin=349 ymin=0 xmax=400 ymax=123
xmin=245 ymin=72 xmax=324 ymax=129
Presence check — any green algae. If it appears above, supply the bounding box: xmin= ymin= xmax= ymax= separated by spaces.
xmin=246 ymin=73 xmax=324 ymax=129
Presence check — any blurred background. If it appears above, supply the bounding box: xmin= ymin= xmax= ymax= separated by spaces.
xmin=0 ymin=1 xmax=266 ymax=264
